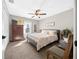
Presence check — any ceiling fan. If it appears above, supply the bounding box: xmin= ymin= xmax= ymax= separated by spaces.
xmin=28 ymin=9 xmax=47 ymax=18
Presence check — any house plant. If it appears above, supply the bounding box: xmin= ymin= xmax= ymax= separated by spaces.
xmin=62 ymin=28 xmax=71 ymax=38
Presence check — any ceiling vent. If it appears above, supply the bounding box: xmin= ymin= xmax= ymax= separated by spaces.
xmin=9 ymin=0 xmax=14 ymax=3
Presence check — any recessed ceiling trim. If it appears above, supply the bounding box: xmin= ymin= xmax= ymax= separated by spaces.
xmin=5 ymin=0 xmax=74 ymax=20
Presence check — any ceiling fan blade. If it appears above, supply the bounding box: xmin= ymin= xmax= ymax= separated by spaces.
xmin=39 ymin=13 xmax=47 ymax=15
xmin=36 ymin=9 xmax=41 ymax=12
xmin=32 ymin=16 xmax=35 ymax=18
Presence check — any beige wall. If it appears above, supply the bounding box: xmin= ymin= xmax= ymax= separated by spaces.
xmin=39 ymin=9 xmax=73 ymax=31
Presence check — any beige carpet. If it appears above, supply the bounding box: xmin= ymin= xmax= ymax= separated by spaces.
xmin=5 ymin=40 xmax=57 ymax=59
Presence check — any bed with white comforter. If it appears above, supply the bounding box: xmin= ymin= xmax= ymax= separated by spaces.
xmin=27 ymin=30 xmax=59 ymax=51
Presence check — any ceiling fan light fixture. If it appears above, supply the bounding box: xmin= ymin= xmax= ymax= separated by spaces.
xmin=27 ymin=0 xmax=47 ymax=19
xmin=28 ymin=9 xmax=47 ymax=18
xmin=39 ymin=17 xmax=40 ymax=18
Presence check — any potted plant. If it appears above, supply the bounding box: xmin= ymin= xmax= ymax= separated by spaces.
xmin=62 ymin=28 xmax=71 ymax=38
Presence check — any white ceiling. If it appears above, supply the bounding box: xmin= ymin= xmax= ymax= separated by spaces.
xmin=5 ymin=0 xmax=74 ymax=20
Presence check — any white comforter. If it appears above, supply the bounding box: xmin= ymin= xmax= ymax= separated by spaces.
xmin=27 ymin=33 xmax=58 ymax=50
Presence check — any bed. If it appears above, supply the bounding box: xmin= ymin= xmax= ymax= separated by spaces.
xmin=27 ymin=29 xmax=60 ymax=51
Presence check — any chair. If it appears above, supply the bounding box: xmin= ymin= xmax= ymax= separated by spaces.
xmin=47 ymin=33 xmax=73 ymax=59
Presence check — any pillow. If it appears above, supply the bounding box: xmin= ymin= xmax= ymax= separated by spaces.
xmin=42 ymin=30 xmax=45 ymax=33
xmin=42 ymin=30 xmax=57 ymax=36
xmin=47 ymin=31 xmax=57 ymax=36
xmin=41 ymin=30 xmax=47 ymax=34
xmin=47 ymin=31 xmax=53 ymax=35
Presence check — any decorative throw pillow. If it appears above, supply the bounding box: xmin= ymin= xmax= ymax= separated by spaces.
xmin=47 ymin=31 xmax=57 ymax=36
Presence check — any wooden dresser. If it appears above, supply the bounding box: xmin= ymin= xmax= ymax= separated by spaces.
xmin=11 ymin=20 xmax=24 ymax=42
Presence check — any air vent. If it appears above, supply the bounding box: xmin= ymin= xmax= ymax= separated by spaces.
xmin=9 ymin=0 xmax=14 ymax=3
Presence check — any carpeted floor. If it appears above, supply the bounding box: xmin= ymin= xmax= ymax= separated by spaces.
xmin=5 ymin=40 xmax=57 ymax=59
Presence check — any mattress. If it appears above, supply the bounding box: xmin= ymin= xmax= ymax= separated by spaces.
xmin=27 ymin=33 xmax=58 ymax=51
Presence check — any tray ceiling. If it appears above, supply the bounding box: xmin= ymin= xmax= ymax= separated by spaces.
xmin=5 ymin=0 xmax=74 ymax=20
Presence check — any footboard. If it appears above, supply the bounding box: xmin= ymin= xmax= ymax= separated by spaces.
xmin=27 ymin=36 xmax=37 ymax=48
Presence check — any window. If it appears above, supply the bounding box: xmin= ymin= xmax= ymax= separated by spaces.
xmin=26 ymin=24 xmax=30 ymax=33
xmin=24 ymin=23 xmax=31 ymax=33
